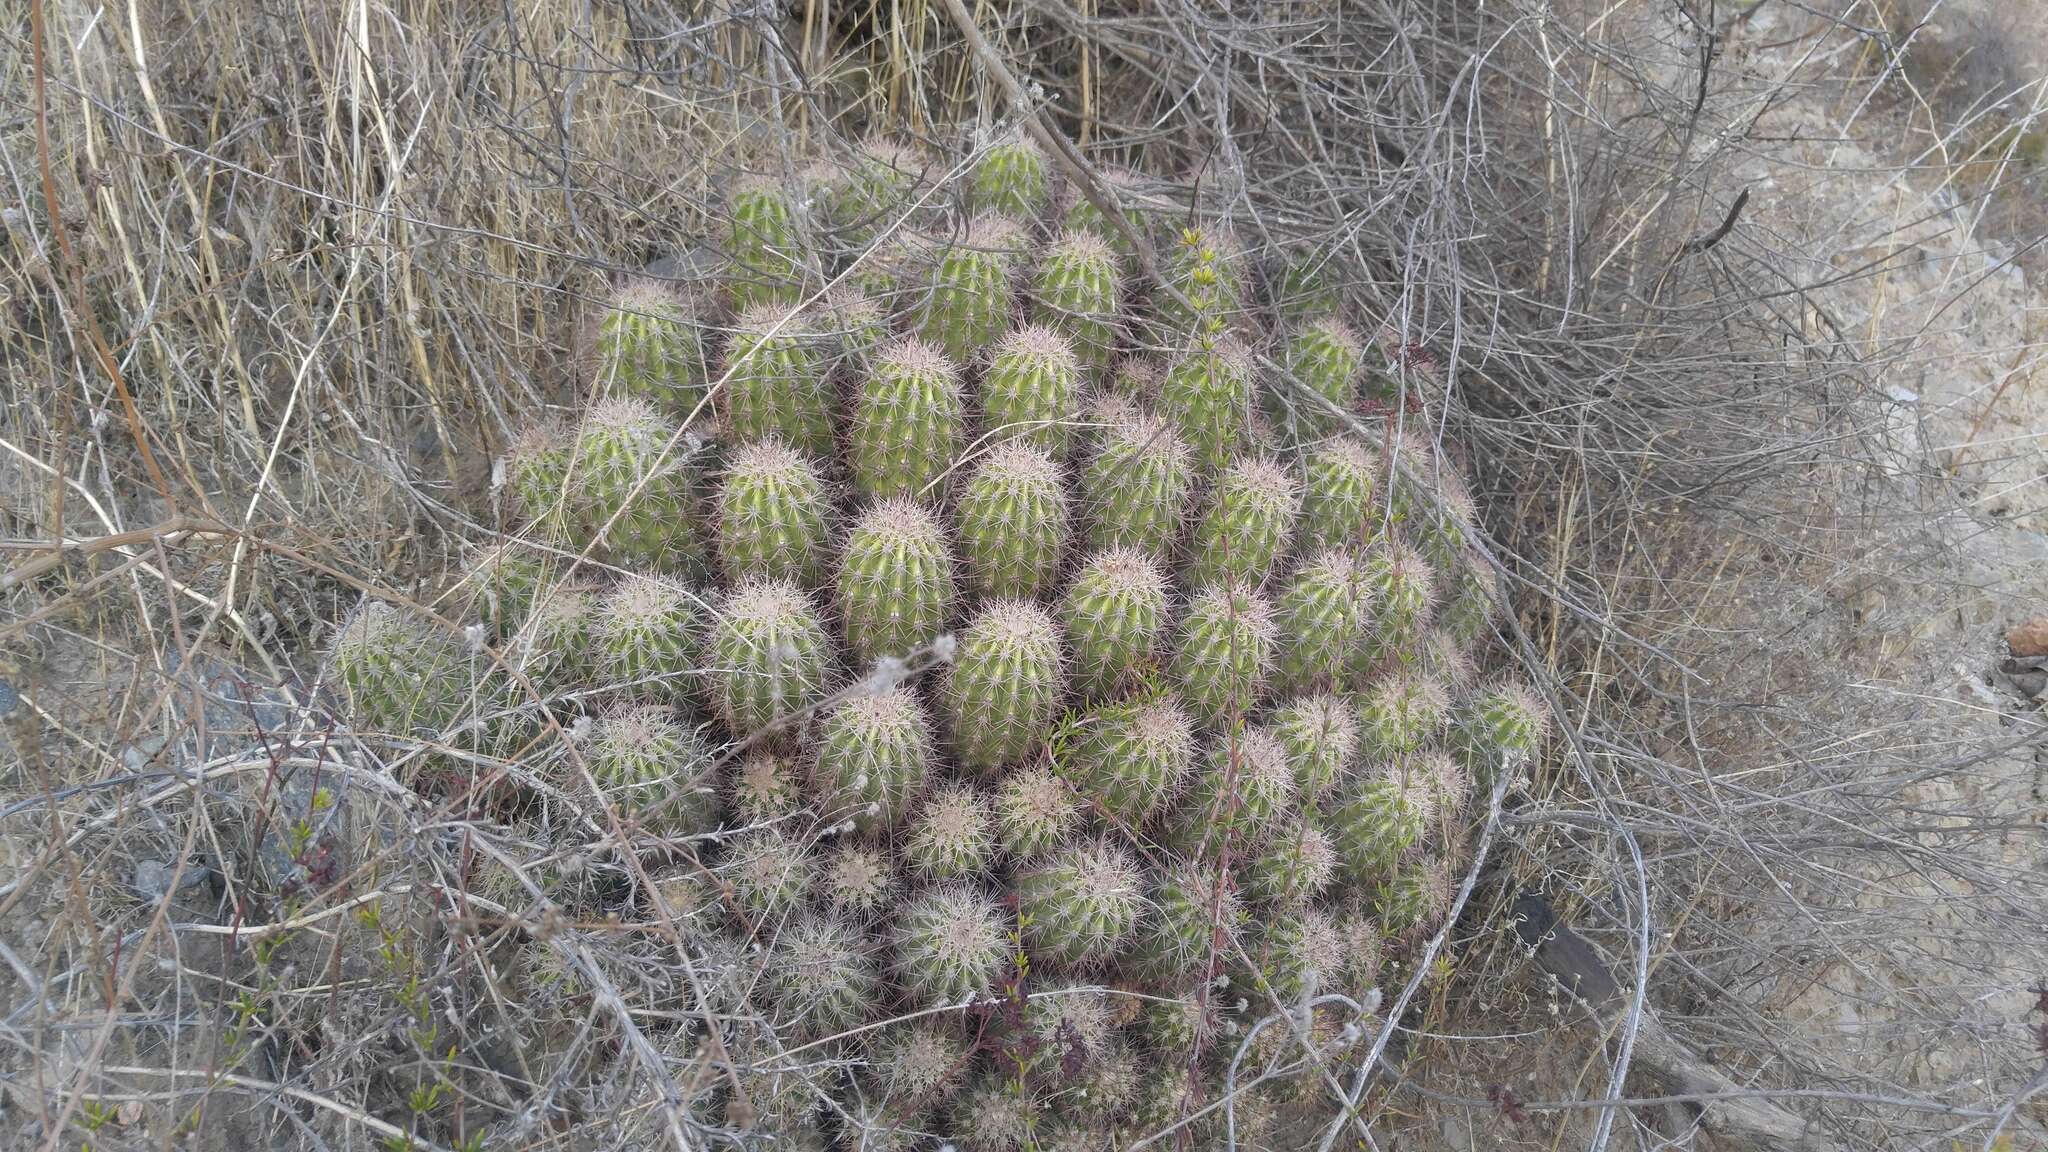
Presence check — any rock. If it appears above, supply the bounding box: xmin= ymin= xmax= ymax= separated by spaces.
xmin=2008 ymin=616 xmax=2048 ymax=657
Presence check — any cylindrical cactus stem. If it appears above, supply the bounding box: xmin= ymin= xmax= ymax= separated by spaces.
xmin=597 ymin=576 xmax=699 ymax=703
xmin=1159 ymin=224 xmax=1244 ymax=337
xmin=892 ymin=885 xmax=1011 ymax=1009
xmin=1059 ymin=547 xmax=1170 ymax=699
xmin=996 ymin=767 xmax=1080 ymax=858
xmin=1273 ymin=550 xmax=1375 ymax=695
xmin=594 ymin=278 xmax=707 ymax=414
xmin=1299 ymin=437 xmax=1384 ymax=552
xmin=1274 ymin=318 xmax=1363 ymax=441
xmin=1274 ymin=248 xmax=1344 ymax=321
xmin=1131 ymin=1063 xmax=1200 ymax=1135
xmin=971 ymin=134 xmax=1050 ymax=218
xmin=1030 ymin=233 xmax=1122 ymax=374
xmin=1160 ymin=338 xmax=1255 ymax=474
xmin=725 ymin=178 xmax=808 ymax=309
xmin=1079 ymin=403 xmax=1194 ymax=558
xmin=1438 ymin=555 xmax=1500 ymax=647
xmin=1132 ymin=862 xmax=1241 ymax=983
xmin=1332 ymin=903 xmax=1386 ymax=997
xmin=1243 ymin=908 xmax=1342 ymax=1005
xmin=1168 ymin=583 xmax=1277 ymax=726
xmin=981 ymin=325 xmax=1084 ymax=455
xmin=952 ymin=1078 xmax=1045 ymax=1152
xmin=945 ymin=601 xmax=1065 ymax=773
xmin=767 ymin=916 xmax=883 ymax=1042
xmin=705 ymin=579 xmax=832 ymax=738
xmin=819 ymin=284 xmax=891 ymax=365
xmin=827 ymin=136 xmax=929 ymax=246
xmin=1056 ymin=167 xmax=1143 ymax=257
xmin=464 ymin=543 xmax=548 ymax=637
xmin=570 ymin=397 xmax=705 ymax=574
xmin=1455 ymin=680 xmax=1551 ymax=785
xmin=1356 ymin=673 xmax=1451 ymax=761
xmin=509 ymin=582 xmax=597 ymax=693
xmin=836 ymin=497 xmax=958 ymax=667
xmin=1165 ymin=723 xmax=1296 ymax=857
xmin=1375 ymin=858 xmax=1455 ymax=938
xmin=585 ymin=705 xmax=721 ymax=837
xmin=504 ymin=422 xmax=574 ymax=540
xmin=1188 ymin=456 xmax=1302 ymax=589
xmin=850 ymin=337 xmax=965 ymax=501
xmin=914 ymin=214 xmax=1024 ymax=364
xmin=1062 ymin=1042 xmax=1141 ymax=1126
xmin=714 ymin=438 xmax=830 ymax=587
xmin=905 ymin=783 xmax=996 ymax=880
xmin=719 ymin=305 xmax=835 ymax=460
xmin=1243 ymin=818 xmax=1339 ymax=904
xmin=1329 ymin=764 xmax=1436 ymax=885
xmin=727 ymin=749 xmax=804 ymax=826
xmin=720 ymin=827 xmax=814 ymax=922
xmin=813 ymin=685 xmax=934 ymax=835
xmin=1271 ymin=692 xmax=1360 ymax=800
xmin=956 ymin=442 xmax=1070 ymax=600
xmin=1138 ymin=996 xmax=1217 ymax=1062
xmin=869 ymin=1021 xmax=972 ymax=1108
xmin=1058 ymin=693 xmax=1197 ymax=828
xmin=1419 ymin=751 xmax=1472 ymax=828
xmin=327 ymin=602 xmax=462 ymax=735
xmin=1403 ymin=466 xmax=1479 ymax=573
xmin=1016 ymin=839 xmax=1144 ymax=968
xmin=817 ymin=844 xmax=901 ymax=924
xmin=1356 ymin=542 xmax=1437 ymax=671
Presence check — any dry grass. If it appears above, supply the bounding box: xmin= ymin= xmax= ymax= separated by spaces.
xmin=3 ymin=1 xmax=2044 ymax=1151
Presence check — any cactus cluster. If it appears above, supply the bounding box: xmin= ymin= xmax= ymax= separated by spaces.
xmin=325 ymin=132 xmax=1547 ymax=1149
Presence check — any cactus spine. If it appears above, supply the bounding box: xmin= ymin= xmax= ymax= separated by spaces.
xmin=982 ymin=324 xmax=1084 ymax=454
xmin=706 ymin=580 xmax=831 ymax=737
xmin=1058 ymin=548 xmax=1170 ymax=699
xmin=956 ymin=442 xmax=1070 ymax=600
xmin=1189 ymin=456 xmax=1301 ymax=588
xmin=815 ymin=686 xmax=934 ymax=833
xmin=1133 ymin=863 xmax=1240 ymax=981
xmin=1360 ymin=543 xmax=1435 ymax=669
xmin=836 ymin=498 xmax=958 ymax=667
xmin=1168 ymin=724 xmax=1296 ymax=856
xmin=1456 ymin=680 xmax=1550 ymax=784
xmin=1357 ymin=674 xmax=1450 ymax=760
xmin=1031 ymin=233 xmax=1122 ymax=372
xmin=818 ymin=844 xmax=900 ymax=923
xmin=852 ymin=338 xmax=965 ymax=501
xmin=721 ymin=827 xmax=813 ymax=920
xmin=715 ymin=439 xmax=830 ymax=587
xmin=946 ymin=601 xmax=1064 ymax=773
xmin=1245 ymin=819 xmax=1338 ymax=904
xmin=1330 ymin=766 xmax=1435 ymax=884
xmin=768 ymin=917 xmax=881 ymax=1041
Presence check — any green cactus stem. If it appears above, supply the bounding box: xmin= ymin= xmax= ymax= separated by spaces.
xmin=714 ymin=438 xmax=830 ymax=587
xmin=905 ymin=783 xmax=997 ymax=881
xmin=1058 ymin=694 xmax=1197 ymax=828
xmin=1079 ymin=403 xmax=1194 ymax=558
xmin=892 ymin=885 xmax=1010 ymax=1009
xmin=726 ymin=178 xmax=808 ymax=309
xmin=1160 ymin=339 xmax=1255 ymax=474
xmin=814 ymin=685 xmax=934 ymax=834
xmin=1271 ymin=692 xmax=1359 ymax=800
xmin=1016 ymin=839 xmax=1143 ymax=967
xmin=1189 ymin=456 xmax=1301 ymax=589
xmin=1299 ymin=436 xmax=1383 ymax=552
xmin=836 ymin=497 xmax=958 ymax=668
xmin=945 ymin=601 xmax=1065 ymax=773
xmin=1058 ymin=547 xmax=1170 ymax=699
xmin=972 ymin=135 xmax=1050 ymax=218
xmin=1031 ymin=233 xmax=1122 ymax=373
xmin=914 ymin=214 xmax=1024 ymax=364
xmin=981 ymin=324 xmax=1084 ymax=454
xmin=705 ymin=579 xmax=831 ymax=738
xmin=956 ymin=441 xmax=1070 ymax=600
xmin=1169 ymin=584 xmax=1276 ymax=725
xmin=595 ymin=278 xmax=707 ymax=414
xmin=720 ymin=305 xmax=835 ymax=460
xmin=996 ymin=767 xmax=1080 ymax=858
xmin=596 ymin=576 xmax=699 ymax=703
xmin=851 ymin=337 xmax=966 ymax=501
xmin=1273 ymin=550 xmax=1375 ymax=695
